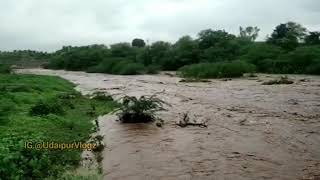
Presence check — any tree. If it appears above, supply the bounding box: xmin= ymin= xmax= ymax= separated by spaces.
xmin=132 ymin=38 xmax=146 ymax=48
xmin=136 ymin=46 xmax=152 ymax=66
xmin=171 ymin=36 xmax=200 ymax=68
xmin=198 ymin=29 xmax=236 ymax=50
xmin=197 ymin=29 xmax=240 ymax=62
xmin=305 ymin=31 xmax=320 ymax=45
xmin=267 ymin=22 xmax=307 ymax=50
xmin=110 ymin=43 xmax=134 ymax=58
xmin=239 ymin=26 xmax=260 ymax=41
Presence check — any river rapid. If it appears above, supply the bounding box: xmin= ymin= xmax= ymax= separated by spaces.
xmin=18 ymin=69 xmax=320 ymax=180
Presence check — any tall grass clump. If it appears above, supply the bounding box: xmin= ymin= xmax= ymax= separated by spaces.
xmin=179 ymin=61 xmax=256 ymax=79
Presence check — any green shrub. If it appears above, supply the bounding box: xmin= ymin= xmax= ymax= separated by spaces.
xmin=87 ymin=58 xmax=146 ymax=75
xmin=116 ymin=95 xmax=166 ymax=123
xmin=179 ymin=61 xmax=256 ymax=78
xmin=0 ymin=99 xmax=15 ymax=124
xmin=306 ymin=63 xmax=320 ymax=75
xmin=111 ymin=61 xmax=145 ymax=75
xmin=0 ymin=64 xmax=12 ymax=74
xmin=145 ymin=65 xmax=161 ymax=74
xmin=242 ymin=44 xmax=283 ymax=66
xmin=86 ymin=58 xmax=121 ymax=73
xmin=30 ymin=99 xmax=65 ymax=116
xmin=270 ymin=46 xmax=320 ymax=73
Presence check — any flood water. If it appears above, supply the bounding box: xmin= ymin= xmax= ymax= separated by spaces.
xmin=18 ymin=69 xmax=320 ymax=180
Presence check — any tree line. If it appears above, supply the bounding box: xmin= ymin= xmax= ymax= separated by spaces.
xmin=2 ymin=21 xmax=320 ymax=77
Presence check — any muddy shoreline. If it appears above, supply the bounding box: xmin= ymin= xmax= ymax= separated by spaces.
xmin=18 ymin=69 xmax=320 ymax=180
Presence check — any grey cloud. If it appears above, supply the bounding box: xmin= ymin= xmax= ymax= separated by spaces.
xmin=0 ymin=0 xmax=319 ymax=51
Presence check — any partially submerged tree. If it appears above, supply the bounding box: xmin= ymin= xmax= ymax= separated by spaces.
xmin=116 ymin=95 xmax=166 ymax=123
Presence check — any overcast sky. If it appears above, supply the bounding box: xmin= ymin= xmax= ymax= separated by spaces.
xmin=0 ymin=0 xmax=319 ymax=52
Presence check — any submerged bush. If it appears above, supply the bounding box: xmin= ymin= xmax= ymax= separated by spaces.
xmin=179 ymin=61 xmax=256 ymax=78
xmin=116 ymin=95 xmax=166 ymax=123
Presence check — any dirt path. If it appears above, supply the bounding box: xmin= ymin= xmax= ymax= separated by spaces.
xmin=18 ymin=69 xmax=320 ymax=180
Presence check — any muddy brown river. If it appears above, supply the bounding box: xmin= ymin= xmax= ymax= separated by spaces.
xmin=18 ymin=69 xmax=320 ymax=180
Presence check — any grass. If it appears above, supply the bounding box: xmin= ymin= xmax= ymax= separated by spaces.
xmin=179 ymin=61 xmax=256 ymax=79
xmin=0 ymin=74 xmax=118 ymax=180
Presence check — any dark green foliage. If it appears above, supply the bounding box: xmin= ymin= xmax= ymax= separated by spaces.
xmin=145 ymin=65 xmax=160 ymax=74
xmin=0 ymin=64 xmax=12 ymax=74
xmin=30 ymin=99 xmax=65 ymax=116
xmin=0 ymin=99 xmax=15 ymax=124
xmin=306 ymin=62 xmax=320 ymax=75
xmin=116 ymin=95 xmax=166 ymax=123
xmin=170 ymin=36 xmax=200 ymax=67
xmin=132 ymin=38 xmax=146 ymax=48
xmin=87 ymin=58 xmax=146 ymax=75
xmin=305 ymin=31 xmax=320 ymax=45
xmin=33 ymin=21 xmax=320 ymax=76
xmin=0 ymin=50 xmax=50 ymax=68
xmin=239 ymin=26 xmax=260 ymax=42
xmin=47 ymin=45 xmax=109 ymax=71
xmin=267 ymin=22 xmax=307 ymax=50
xmin=110 ymin=43 xmax=134 ymax=58
xmin=197 ymin=29 xmax=242 ymax=63
xmin=86 ymin=58 xmax=125 ymax=73
xmin=179 ymin=61 xmax=256 ymax=79
xmin=242 ymin=43 xmax=283 ymax=66
xmin=198 ymin=29 xmax=236 ymax=49
xmin=112 ymin=61 xmax=145 ymax=75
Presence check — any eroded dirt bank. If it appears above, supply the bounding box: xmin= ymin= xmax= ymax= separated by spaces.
xmin=18 ymin=69 xmax=320 ymax=180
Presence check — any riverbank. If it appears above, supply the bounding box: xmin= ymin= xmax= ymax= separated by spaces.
xmin=0 ymin=73 xmax=118 ymax=179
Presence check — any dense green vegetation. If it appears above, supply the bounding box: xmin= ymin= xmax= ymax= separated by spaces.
xmin=0 ymin=74 xmax=117 ymax=179
xmin=1 ymin=21 xmax=320 ymax=78
xmin=116 ymin=95 xmax=166 ymax=123
xmin=179 ymin=61 xmax=256 ymax=78
xmin=0 ymin=50 xmax=50 ymax=68
xmin=0 ymin=64 xmax=12 ymax=74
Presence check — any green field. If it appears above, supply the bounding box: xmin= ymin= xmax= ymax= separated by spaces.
xmin=0 ymin=74 xmax=117 ymax=179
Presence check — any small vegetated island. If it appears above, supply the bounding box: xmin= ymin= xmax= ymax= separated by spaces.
xmin=0 ymin=21 xmax=320 ymax=179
